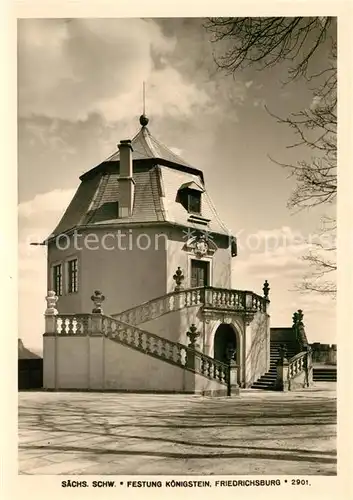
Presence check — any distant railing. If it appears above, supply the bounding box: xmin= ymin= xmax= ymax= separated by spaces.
xmin=288 ymin=349 xmax=313 ymax=388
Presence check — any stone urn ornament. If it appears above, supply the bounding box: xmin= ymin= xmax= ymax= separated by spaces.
xmin=186 ymin=324 xmax=200 ymax=347
xmin=263 ymin=280 xmax=270 ymax=300
xmin=45 ymin=291 xmax=58 ymax=315
xmin=173 ymin=267 xmax=185 ymax=291
xmin=91 ymin=290 xmax=105 ymax=313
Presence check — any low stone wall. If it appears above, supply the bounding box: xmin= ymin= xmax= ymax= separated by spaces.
xmin=311 ymin=343 xmax=337 ymax=365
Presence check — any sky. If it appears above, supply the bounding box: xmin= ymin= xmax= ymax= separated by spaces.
xmin=17 ymin=18 xmax=336 ymax=352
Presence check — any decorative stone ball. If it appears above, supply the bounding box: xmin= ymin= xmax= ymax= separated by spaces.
xmin=139 ymin=114 xmax=149 ymax=127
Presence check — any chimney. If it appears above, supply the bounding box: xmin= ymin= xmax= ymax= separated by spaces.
xmin=118 ymin=139 xmax=135 ymax=217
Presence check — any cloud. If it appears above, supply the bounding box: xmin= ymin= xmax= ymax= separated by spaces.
xmin=18 ymin=188 xmax=75 ymax=219
xmin=18 ymin=19 xmax=213 ymax=122
xmin=232 ymin=226 xmax=332 ymax=280
xmin=253 ymin=98 xmax=267 ymax=108
xmin=18 ymin=188 xmax=75 ymax=350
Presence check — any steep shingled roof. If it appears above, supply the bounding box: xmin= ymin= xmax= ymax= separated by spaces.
xmin=50 ymin=118 xmax=231 ymax=239
xmin=105 ymin=123 xmax=192 ymax=168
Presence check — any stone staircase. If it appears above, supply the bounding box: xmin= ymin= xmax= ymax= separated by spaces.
xmin=251 ymin=328 xmax=300 ymax=390
xmin=47 ymin=286 xmax=269 ymax=394
xmin=313 ymin=367 xmax=337 ymax=382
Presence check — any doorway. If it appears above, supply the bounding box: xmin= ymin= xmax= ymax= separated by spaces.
xmin=213 ymin=323 xmax=237 ymax=364
xmin=191 ymin=259 xmax=209 ymax=288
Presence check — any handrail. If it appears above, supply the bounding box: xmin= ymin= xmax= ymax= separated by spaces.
xmin=289 ymin=351 xmax=307 ymax=364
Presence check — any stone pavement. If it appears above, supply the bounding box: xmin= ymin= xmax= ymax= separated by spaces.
xmin=18 ymin=383 xmax=337 ymax=475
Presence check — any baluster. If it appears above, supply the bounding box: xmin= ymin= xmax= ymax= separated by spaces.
xmin=156 ymin=338 xmax=162 ymax=356
xmin=131 ymin=328 xmax=137 ymax=347
xmin=81 ymin=316 xmax=88 ymax=335
xmin=144 ymin=335 xmax=151 ymax=352
xmin=180 ymin=347 xmax=187 ymax=366
xmin=56 ymin=317 xmax=62 ymax=334
xmin=121 ymin=328 xmax=127 ymax=343
xmin=140 ymin=332 xmax=147 ymax=350
xmin=161 ymin=339 xmax=168 ymax=359
xmin=207 ymin=360 xmax=212 ymax=378
xmin=149 ymin=337 xmax=156 ymax=354
xmin=136 ymin=331 xmax=142 ymax=349
xmin=171 ymin=344 xmax=178 ymax=363
xmin=200 ymin=357 xmax=205 ymax=375
xmin=63 ymin=318 xmax=69 ymax=334
xmin=236 ymin=292 xmax=241 ymax=308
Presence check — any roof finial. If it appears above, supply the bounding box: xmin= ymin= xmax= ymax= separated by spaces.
xmin=139 ymin=81 xmax=149 ymax=127
xmin=143 ymin=81 xmax=145 ymax=115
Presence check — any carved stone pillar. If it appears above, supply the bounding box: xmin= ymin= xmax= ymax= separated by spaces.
xmin=228 ymin=360 xmax=240 ymax=396
xmin=186 ymin=324 xmax=201 ymax=371
xmin=45 ymin=291 xmax=58 ymax=334
xmin=90 ymin=314 xmax=103 ymax=336
xmin=275 ymin=356 xmax=289 ymax=392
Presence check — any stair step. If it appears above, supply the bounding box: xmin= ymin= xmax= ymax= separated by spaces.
xmin=251 ymin=383 xmax=276 ymax=389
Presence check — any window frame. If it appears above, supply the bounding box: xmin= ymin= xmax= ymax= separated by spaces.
xmin=67 ymin=257 xmax=79 ymax=294
xmin=52 ymin=263 xmax=63 ymax=296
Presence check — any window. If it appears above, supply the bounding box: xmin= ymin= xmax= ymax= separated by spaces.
xmin=179 ymin=188 xmax=201 ymax=214
xmin=67 ymin=259 xmax=78 ymax=293
xmin=52 ymin=264 xmax=62 ymax=296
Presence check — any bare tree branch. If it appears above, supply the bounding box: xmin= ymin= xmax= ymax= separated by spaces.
xmin=204 ymin=17 xmax=337 ymax=296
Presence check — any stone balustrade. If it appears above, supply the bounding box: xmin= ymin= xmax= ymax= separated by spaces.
xmin=112 ymin=286 xmax=268 ymax=326
xmin=276 ymin=350 xmax=313 ymax=391
xmin=45 ymin=311 xmax=230 ymax=387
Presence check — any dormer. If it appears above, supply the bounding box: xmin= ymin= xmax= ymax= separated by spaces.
xmin=177 ymin=181 xmax=204 ymax=215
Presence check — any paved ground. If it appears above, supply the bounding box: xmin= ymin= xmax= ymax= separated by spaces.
xmin=18 ymin=383 xmax=337 ymax=475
